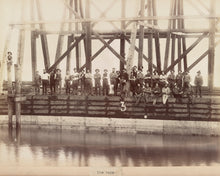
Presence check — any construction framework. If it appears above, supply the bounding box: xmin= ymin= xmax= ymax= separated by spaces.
xmin=0 ymin=0 xmax=220 ymax=93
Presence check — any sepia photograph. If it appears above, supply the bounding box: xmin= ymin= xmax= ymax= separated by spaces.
xmin=0 ymin=0 xmax=220 ymax=175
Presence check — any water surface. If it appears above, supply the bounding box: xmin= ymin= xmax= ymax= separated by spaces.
xmin=0 ymin=126 xmax=220 ymax=167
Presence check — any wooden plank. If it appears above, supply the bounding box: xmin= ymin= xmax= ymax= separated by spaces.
xmin=69 ymin=106 xmax=86 ymax=110
xmin=88 ymin=106 xmax=106 ymax=110
xmin=51 ymin=110 xmax=67 ymax=114
xmin=168 ymin=108 xmax=188 ymax=113
xmin=51 ymin=106 xmax=67 ymax=110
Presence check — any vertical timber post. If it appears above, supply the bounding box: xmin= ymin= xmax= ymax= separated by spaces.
xmin=30 ymin=0 xmax=37 ymax=82
xmin=180 ymin=0 xmax=187 ymax=71
xmin=120 ymin=0 xmax=126 ymax=72
xmin=164 ymin=0 xmax=175 ymax=70
xmin=66 ymin=0 xmax=73 ymax=73
xmin=152 ymin=0 xmax=161 ymax=74
xmin=85 ymin=0 xmax=91 ymax=71
xmin=36 ymin=0 xmax=50 ymax=71
xmin=75 ymin=0 xmax=81 ymax=71
xmin=15 ymin=1 xmax=25 ymax=128
xmin=138 ymin=0 xmax=145 ymax=69
xmin=7 ymin=53 xmax=13 ymax=127
xmin=177 ymin=0 xmax=182 ymax=72
xmin=208 ymin=0 xmax=215 ymax=92
xmin=147 ymin=0 xmax=153 ymax=73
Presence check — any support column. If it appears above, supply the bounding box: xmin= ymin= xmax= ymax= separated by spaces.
xmin=15 ymin=1 xmax=25 ymax=128
xmin=177 ymin=0 xmax=182 ymax=71
xmin=66 ymin=0 xmax=73 ymax=73
xmin=75 ymin=0 xmax=81 ymax=71
xmin=120 ymin=34 xmax=125 ymax=71
xmin=147 ymin=0 xmax=153 ymax=73
xmin=152 ymin=0 xmax=161 ymax=74
xmin=31 ymin=32 xmax=37 ymax=82
xmin=30 ymin=0 xmax=37 ymax=81
xmin=208 ymin=0 xmax=215 ymax=91
xmin=36 ymin=0 xmax=50 ymax=70
xmin=7 ymin=53 xmax=13 ymax=126
xmin=85 ymin=0 xmax=91 ymax=71
xmin=120 ymin=0 xmax=126 ymax=71
xmin=138 ymin=0 xmax=145 ymax=69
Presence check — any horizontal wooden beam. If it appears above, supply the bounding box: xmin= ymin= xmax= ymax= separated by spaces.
xmin=9 ymin=15 xmax=220 ymax=26
xmin=48 ymin=34 xmax=86 ymax=72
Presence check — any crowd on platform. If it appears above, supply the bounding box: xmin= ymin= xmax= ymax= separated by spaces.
xmin=34 ymin=66 xmax=203 ymax=104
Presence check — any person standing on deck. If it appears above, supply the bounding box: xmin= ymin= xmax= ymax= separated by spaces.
xmin=114 ymin=71 xmax=120 ymax=96
xmin=94 ymin=69 xmax=101 ymax=95
xmin=79 ymin=69 xmax=85 ymax=95
xmin=42 ymin=69 xmax=50 ymax=95
xmin=34 ymin=71 xmax=41 ymax=94
xmin=194 ymin=70 xmax=203 ymax=98
xmin=49 ymin=69 xmax=56 ymax=94
xmin=167 ymin=70 xmax=176 ymax=92
xmin=183 ymin=71 xmax=191 ymax=90
xmin=55 ymin=69 xmax=62 ymax=94
xmin=72 ymin=68 xmax=79 ymax=95
xmin=103 ymin=69 xmax=109 ymax=96
xmin=176 ymin=70 xmax=183 ymax=90
xmin=119 ymin=68 xmax=129 ymax=99
xmin=85 ymin=69 xmax=93 ymax=95
xmin=65 ymin=71 xmax=71 ymax=94
xmin=109 ymin=68 xmax=117 ymax=95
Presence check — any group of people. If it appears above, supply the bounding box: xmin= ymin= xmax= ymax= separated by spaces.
xmin=34 ymin=66 xmax=203 ymax=104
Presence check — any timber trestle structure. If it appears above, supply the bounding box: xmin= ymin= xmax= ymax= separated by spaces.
xmin=0 ymin=0 xmax=220 ymax=126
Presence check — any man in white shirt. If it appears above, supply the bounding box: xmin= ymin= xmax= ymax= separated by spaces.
xmin=41 ymin=69 xmax=49 ymax=94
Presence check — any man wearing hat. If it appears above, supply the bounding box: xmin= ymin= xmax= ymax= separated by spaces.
xmin=55 ymin=68 xmax=62 ymax=94
xmin=183 ymin=71 xmax=191 ymax=90
xmin=102 ymin=69 xmax=109 ymax=96
xmin=94 ymin=69 xmax=101 ymax=95
xmin=194 ymin=70 xmax=203 ymax=98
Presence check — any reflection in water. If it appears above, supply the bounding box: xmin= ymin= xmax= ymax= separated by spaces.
xmin=0 ymin=126 xmax=220 ymax=167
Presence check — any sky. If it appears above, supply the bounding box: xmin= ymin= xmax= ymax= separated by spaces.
xmin=0 ymin=0 xmax=220 ymax=87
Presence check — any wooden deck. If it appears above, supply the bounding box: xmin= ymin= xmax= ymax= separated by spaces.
xmin=0 ymin=95 xmax=220 ymax=121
